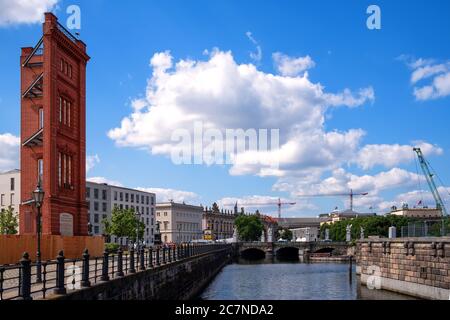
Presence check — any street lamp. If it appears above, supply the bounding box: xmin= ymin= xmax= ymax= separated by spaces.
xmin=32 ymin=181 xmax=45 ymax=283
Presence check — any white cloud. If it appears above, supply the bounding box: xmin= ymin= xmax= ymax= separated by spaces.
xmin=0 ymin=133 xmax=20 ymax=172
xmin=137 ymin=187 xmax=199 ymax=204
xmin=272 ymin=52 xmax=315 ymax=76
xmin=87 ymin=177 xmax=124 ymax=187
xmin=246 ymin=31 xmax=262 ymax=63
xmin=324 ymin=87 xmax=375 ymax=108
xmin=355 ymin=141 xmax=443 ymax=170
xmin=274 ymin=167 xmax=422 ymax=199
xmin=378 ymin=187 xmax=450 ymax=212
xmin=108 ymin=49 xmax=374 ymax=178
xmin=401 ymin=56 xmax=450 ymax=101
xmin=0 ymin=0 xmax=59 ymax=26
xmin=86 ymin=154 xmax=100 ymax=173
xmin=273 ymin=167 xmax=428 ymax=213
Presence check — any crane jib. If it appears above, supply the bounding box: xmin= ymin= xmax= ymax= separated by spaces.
xmin=413 ymin=148 xmax=448 ymax=216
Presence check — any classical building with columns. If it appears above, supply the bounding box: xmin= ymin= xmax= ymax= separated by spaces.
xmin=156 ymin=201 xmax=203 ymax=243
xmin=202 ymin=204 xmax=236 ymax=240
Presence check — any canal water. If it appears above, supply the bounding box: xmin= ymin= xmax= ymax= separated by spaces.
xmin=201 ymin=258 xmax=415 ymax=300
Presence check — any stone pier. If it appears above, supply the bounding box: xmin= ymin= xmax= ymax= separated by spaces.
xmin=356 ymin=238 xmax=450 ymax=300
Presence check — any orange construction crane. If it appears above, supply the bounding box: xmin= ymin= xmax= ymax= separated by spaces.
xmin=296 ymin=189 xmax=368 ymax=211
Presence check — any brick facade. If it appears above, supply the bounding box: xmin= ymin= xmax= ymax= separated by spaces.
xmin=19 ymin=13 xmax=89 ymax=236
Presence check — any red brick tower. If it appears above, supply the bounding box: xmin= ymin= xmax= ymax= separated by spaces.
xmin=19 ymin=13 xmax=89 ymax=236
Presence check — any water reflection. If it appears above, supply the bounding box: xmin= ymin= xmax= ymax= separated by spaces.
xmin=200 ymin=258 xmax=415 ymax=300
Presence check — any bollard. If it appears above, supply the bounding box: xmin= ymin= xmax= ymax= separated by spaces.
xmin=101 ymin=250 xmax=110 ymax=281
xmin=116 ymin=248 xmax=124 ymax=277
xmin=54 ymin=251 xmax=67 ymax=295
xmin=81 ymin=249 xmax=91 ymax=287
xmin=129 ymin=247 xmax=136 ymax=273
xmin=139 ymin=247 xmax=145 ymax=271
xmin=173 ymin=245 xmax=177 ymax=261
xmin=168 ymin=247 xmax=172 ymax=263
xmin=18 ymin=252 xmax=32 ymax=300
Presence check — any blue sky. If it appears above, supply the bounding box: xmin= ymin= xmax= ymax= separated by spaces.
xmin=0 ymin=0 xmax=449 ymax=216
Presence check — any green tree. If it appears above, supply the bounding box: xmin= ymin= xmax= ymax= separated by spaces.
xmin=102 ymin=207 xmax=145 ymax=243
xmin=277 ymin=227 xmax=293 ymax=241
xmin=0 ymin=206 xmax=18 ymax=235
xmin=235 ymin=214 xmax=264 ymax=241
xmin=320 ymin=215 xmax=412 ymax=242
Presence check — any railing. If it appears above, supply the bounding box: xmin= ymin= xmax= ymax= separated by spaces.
xmin=22 ymin=37 xmax=43 ymax=67
xmin=400 ymin=219 xmax=450 ymax=238
xmin=0 ymin=243 xmax=231 ymax=300
xmin=57 ymin=22 xmax=78 ymax=43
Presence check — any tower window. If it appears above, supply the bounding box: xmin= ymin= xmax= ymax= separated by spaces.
xmin=59 ymin=96 xmax=72 ymax=127
xmin=37 ymin=159 xmax=43 ymax=183
xmin=59 ymin=97 xmax=62 ymax=123
xmin=10 ymin=178 xmax=15 ymax=191
xmin=58 ymin=152 xmax=73 ymax=189
xmin=58 ymin=152 xmax=62 ymax=187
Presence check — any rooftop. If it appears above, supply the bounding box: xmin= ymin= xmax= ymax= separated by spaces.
xmin=0 ymin=169 xmax=20 ymax=175
xmin=156 ymin=201 xmax=203 ymax=210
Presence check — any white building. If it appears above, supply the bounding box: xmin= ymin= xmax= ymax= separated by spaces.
xmin=86 ymin=181 xmax=156 ymax=245
xmin=0 ymin=169 xmax=20 ymax=217
xmin=389 ymin=206 xmax=442 ymax=219
xmin=156 ymin=202 xmax=203 ymax=243
xmin=290 ymin=227 xmax=319 ymax=242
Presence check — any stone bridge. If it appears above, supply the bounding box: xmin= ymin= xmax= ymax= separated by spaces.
xmin=237 ymin=242 xmax=353 ymax=260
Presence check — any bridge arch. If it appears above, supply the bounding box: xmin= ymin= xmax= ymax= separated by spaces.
xmin=240 ymin=247 xmax=266 ymax=260
xmin=275 ymin=246 xmax=299 ymax=261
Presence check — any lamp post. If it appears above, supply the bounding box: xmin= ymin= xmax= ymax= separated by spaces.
xmin=32 ymin=181 xmax=45 ymax=283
